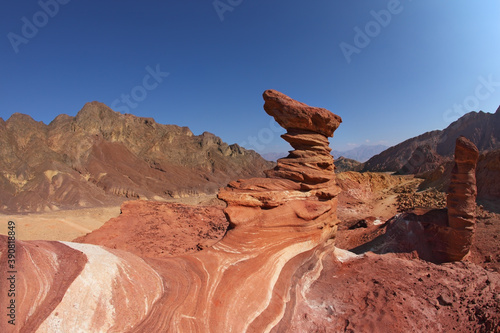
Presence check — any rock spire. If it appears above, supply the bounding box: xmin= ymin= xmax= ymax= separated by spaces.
xmin=446 ymin=135 xmax=480 ymax=260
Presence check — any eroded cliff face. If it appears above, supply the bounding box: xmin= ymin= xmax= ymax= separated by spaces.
xmin=0 ymin=102 xmax=274 ymax=213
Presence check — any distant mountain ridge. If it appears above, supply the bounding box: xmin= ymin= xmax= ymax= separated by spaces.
xmin=262 ymin=144 xmax=386 ymax=163
xmin=0 ymin=102 xmax=274 ymax=212
xmin=334 ymin=156 xmax=363 ymax=173
xmin=332 ymin=144 xmax=388 ymax=162
xmin=363 ymin=106 xmax=500 ymax=173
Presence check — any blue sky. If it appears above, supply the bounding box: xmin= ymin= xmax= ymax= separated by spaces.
xmin=1 ymin=0 xmax=500 ymax=154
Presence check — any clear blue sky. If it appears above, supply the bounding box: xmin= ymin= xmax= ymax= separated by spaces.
xmin=1 ymin=0 xmax=500 ymax=154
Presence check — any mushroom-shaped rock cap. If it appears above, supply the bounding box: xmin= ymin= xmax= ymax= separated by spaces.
xmin=263 ymin=89 xmax=342 ymax=137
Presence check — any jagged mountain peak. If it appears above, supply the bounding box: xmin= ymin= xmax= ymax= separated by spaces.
xmin=6 ymin=112 xmax=43 ymax=126
xmin=0 ymin=102 xmax=274 ymax=212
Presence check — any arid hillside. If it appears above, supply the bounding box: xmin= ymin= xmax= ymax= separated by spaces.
xmin=0 ymin=102 xmax=274 ymax=213
xmin=363 ymin=106 xmax=500 ymax=173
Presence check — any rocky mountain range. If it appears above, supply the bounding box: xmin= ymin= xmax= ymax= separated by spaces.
xmin=332 ymin=144 xmax=388 ymax=162
xmin=363 ymin=106 xmax=500 ymax=173
xmin=333 ymin=156 xmax=363 ymax=173
xmin=2 ymin=90 xmax=498 ymax=332
xmin=263 ymin=144 xmax=386 ymax=163
xmin=0 ymin=102 xmax=274 ymax=213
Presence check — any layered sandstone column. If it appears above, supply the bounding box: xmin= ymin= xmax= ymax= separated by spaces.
xmin=263 ymin=89 xmax=342 ymax=198
xmin=446 ymin=136 xmax=479 ymax=261
xmin=219 ymin=89 xmax=343 ymax=237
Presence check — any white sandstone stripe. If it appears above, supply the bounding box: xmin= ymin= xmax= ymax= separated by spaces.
xmin=36 ymin=242 xmax=162 ymax=333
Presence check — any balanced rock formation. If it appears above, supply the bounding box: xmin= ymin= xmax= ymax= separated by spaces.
xmin=218 ymin=90 xmax=342 ymax=208
xmin=446 ymin=136 xmax=480 ymax=261
xmin=0 ymin=90 xmax=345 ymax=332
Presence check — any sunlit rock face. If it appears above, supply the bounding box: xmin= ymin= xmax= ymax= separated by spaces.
xmin=0 ymin=90 xmax=344 ymax=332
xmin=349 ymin=137 xmax=481 ymax=264
xmin=445 ymin=135 xmax=480 ymax=261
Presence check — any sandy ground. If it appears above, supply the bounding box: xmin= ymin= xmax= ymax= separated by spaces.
xmin=0 ymin=206 xmax=122 ymax=241
xmin=0 ymin=194 xmax=222 ymax=242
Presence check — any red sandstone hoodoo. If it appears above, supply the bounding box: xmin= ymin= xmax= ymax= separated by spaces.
xmin=358 ymin=136 xmax=482 ymax=264
xmin=445 ymin=135 xmax=480 ymax=261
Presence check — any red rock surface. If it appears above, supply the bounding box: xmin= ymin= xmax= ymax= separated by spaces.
xmin=74 ymin=200 xmax=228 ymax=258
xmin=0 ymin=237 xmax=164 ymax=332
xmin=446 ymin=136 xmax=480 ymax=261
xmin=289 ymin=251 xmax=500 ymax=333
xmin=1 ymin=92 xmax=499 ymax=332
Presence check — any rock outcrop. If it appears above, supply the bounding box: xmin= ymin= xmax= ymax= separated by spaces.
xmin=353 ymin=137 xmax=480 ymax=263
xmin=1 ymin=93 xmax=499 ymax=332
xmin=445 ymin=136 xmax=480 ymax=261
xmin=74 ymin=201 xmax=229 ymax=258
xmin=0 ymin=90 xmax=345 ymax=332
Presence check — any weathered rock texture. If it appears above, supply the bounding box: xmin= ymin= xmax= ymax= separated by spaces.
xmin=0 ymin=103 xmax=274 ymax=213
xmin=1 ymin=93 xmax=499 ymax=332
xmin=350 ymin=137 xmax=480 ymax=264
xmin=74 ymin=200 xmax=229 ymax=258
xmin=0 ymin=90 xmax=345 ymax=332
xmin=446 ymin=136 xmax=480 ymax=260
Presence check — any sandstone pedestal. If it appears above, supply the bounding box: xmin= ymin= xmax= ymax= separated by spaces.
xmin=445 ymin=136 xmax=479 ymax=261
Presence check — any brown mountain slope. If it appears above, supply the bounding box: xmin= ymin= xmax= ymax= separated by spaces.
xmin=334 ymin=156 xmax=363 ymax=173
xmin=363 ymin=106 xmax=500 ymax=173
xmin=0 ymin=102 xmax=274 ymax=212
